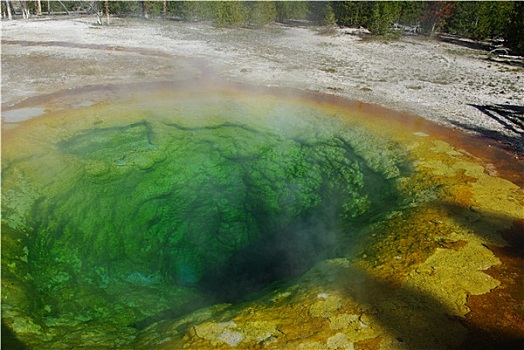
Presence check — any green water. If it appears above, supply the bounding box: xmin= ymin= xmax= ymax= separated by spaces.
xmin=1 ymin=91 xmax=407 ymax=346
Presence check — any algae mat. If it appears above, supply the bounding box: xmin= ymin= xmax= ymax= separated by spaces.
xmin=2 ymin=81 xmax=523 ymax=349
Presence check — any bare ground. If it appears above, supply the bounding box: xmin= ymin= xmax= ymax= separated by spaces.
xmin=2 ymin=16 xmax=523 ymax=153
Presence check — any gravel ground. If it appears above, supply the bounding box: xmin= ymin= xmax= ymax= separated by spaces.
xmin=2 ymin=16 xmax=523 ymax=153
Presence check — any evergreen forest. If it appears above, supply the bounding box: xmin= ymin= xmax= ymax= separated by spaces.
xmin=2 ymin=1 xmax=524 ymax=55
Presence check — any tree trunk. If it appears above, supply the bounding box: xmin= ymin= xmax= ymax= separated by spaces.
xmin=20 ymin=1 xmax=30 ymax=19
xmin=35 ymin=0 xmax=41 ymax=15
xmin=163 ymin=0 xmax=166 ymax=19
xmin=104 ymin=0 xmax=109 ymax=25
xmin=47 ymin=0 xmax=50 ymax=15
xmin=141 ymin=0 xmax=148 ymax=19
xmin=6 ymin=0 xmax=12 ymax=19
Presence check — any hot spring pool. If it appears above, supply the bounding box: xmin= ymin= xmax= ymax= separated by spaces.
xmin=2 ymin=81 xmax=522 ymax=349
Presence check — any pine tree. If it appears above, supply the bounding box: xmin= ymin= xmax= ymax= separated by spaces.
xmin=248 ymin=1 xmax=277 ymax=28
xmin=398 ymin=1 xmax=425 ymax=26
xmin=505 ymin=1 xmax=524 ymax=55
xmin=213 ymin=1 xmax=249 ymax=28
xmin=448 ymin=2 xmax=514 ymax=41
xmin=323 ymin=2 xmax=336 ymax=28
xmin=275 ymin=1 xmax=309 ymax=22
xmin=484 ymin=1 xmax=514 ymax=39
xmin=368 ymin=2 xmax=401 ymax=35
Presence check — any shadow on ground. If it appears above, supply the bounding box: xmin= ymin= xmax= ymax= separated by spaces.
xmin=326 ymin=201 xmax=524 ymax=349
xmin=450 ymin=104 xmax=524 ymax=154
xmin=438 ymin=34 xmax=494 ymax=51
xmin=330 ymin=265 xmax=523 ymax=350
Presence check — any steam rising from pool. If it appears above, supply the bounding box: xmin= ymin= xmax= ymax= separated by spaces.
xmin=2 ymin=85 xmax=408 ymax=348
